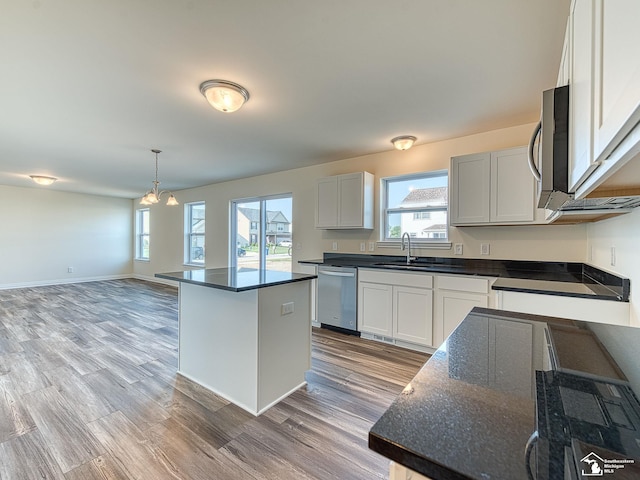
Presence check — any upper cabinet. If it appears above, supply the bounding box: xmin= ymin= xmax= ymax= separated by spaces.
xmin=450 ymin=146 xmax=538 ymax=226
xmin=568 ymin=0 xmax=597 ymax=192
xmin=591 ymin=0 xmax=640 ymax=164
xmin=566 ymin=0 xmax=640 ymax=197
xmin=315 ymin=172 xmax=374 ymax=229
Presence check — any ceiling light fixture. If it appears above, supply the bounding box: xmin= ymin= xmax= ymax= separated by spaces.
xmin=391 ymin=135 xmax=417 ymax=151
xmin=140 ymin=149 xmax=179 ymax=206
xmin=199 ymin=79 xmax=250 ymax=113
xmin=30 ymin=175 xmax=57 ymax=186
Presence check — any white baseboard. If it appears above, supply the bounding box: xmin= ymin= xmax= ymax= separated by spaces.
xmin=0 ymin=273 xmax=132 ymax=291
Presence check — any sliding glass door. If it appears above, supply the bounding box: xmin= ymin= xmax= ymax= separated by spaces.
xmin=231 ymin=194 xmax=292 ymax=272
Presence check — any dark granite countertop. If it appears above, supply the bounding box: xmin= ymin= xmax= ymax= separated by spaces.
xmin=369 ymin=308 xmax=640 ymax=479
xmin=300 ymin=253 xmax=629 ymax=301
xmin=155 ymin=267 xmax=316 ymax=292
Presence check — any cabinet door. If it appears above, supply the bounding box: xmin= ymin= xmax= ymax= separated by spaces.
xmin=450 ymin=153 xmax=490 ymax=224
xmin=490 ymin=147 xmax=534 ymax=223
xmin=393 ymin=286 xmax=433 ymax=346
xmin=592 ymin=0 xmax=640 ymax=163
xmin=358 ymin=282 xmax=393 ymax=336
xmin=434 ymin=290 xmax=488 ymax=346
xmin=338 ymin=173 xmax=364 ymax=227
xmin=568 ymin=0 xmax=598 ymax=192
xmin=315 ymin=177 xmax=338 ymax=228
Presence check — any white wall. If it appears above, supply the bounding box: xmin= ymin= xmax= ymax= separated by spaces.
xmin=0 ymin=185 xmax=133 ymax=288
xmin=588 ymin=208 xmax=640 ymax=326
xmin=134 ymin=122 xmax=587 ymax=282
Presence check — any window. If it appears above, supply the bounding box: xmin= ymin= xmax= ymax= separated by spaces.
xmin=231 ymin=194 xmax=292 ymax=272
xmin=135 ymin=208 xmax=150 ymax=260
xmin=382 ymin=170 xmax=448 ymax=243
xmin=185 ymin=202 xmax=205 ymax=265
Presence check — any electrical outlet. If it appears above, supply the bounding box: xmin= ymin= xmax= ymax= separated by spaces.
xmin=281 ymin=302 xmax=294 ymax=315
xmin=480 ymin=243 xmax=490 ymax=255
xmin=454 ymin=243 xmax=463 ymax=255
xmin=332 ymin=241 xmax=338 ymax=251
xmin=359 ymin=242 xmax=365 ymax=252
xmin=68 ymin=267 xmax=74 ymax=273
xmin=611 ymin=246 xmax=616 ymax=266
xmin=368 ymin=241 xmax=375 ymax=251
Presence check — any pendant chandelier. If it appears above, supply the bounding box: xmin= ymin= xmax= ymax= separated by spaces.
xmin=140 ymin=149 xmax=178 ymax=206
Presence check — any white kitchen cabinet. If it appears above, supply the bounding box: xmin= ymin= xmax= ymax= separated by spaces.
xmin=433 ymin=275 xmax=494 ymax=346
xmin=450 ymin=152 xmax=491 ymax=224
xmin=393 ymin=285 xmax=433 ymax=346
xmin=565 ymin=0 xmax=640 ymax=197
xmin=358 ymin=269 xmax=433 ymax=348
xmin=568 ymin=0 xmax=598 ymax=192
xmin=450 ymin=147 xmax=536 ymax=225
xmin=359 ymin=282 xmax=393 ymax=337
xmin=591 ymin=0 xmax=640 ymax=165
xmin=315 ymin=172 xmax=374 ymax=229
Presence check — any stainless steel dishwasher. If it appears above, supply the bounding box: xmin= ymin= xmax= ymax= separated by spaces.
xmin=317 ymin=265 xmax=359 ymax=335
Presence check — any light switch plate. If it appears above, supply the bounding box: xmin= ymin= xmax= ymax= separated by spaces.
xmin=369 ymin=242 xmax=375 ymax=251
xmin=454 ymin=243 xmax=463 ymax=255
xmin=480 ymin=243 xmax=490 ymax=255
xmin=359 ymin=242 xmax=365 ymax=252
xmin=332 ymin=241 xmax=338 ymax=251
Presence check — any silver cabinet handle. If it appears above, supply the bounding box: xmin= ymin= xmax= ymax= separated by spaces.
xmin=318 ymin=270 xmax=355 ymax=278
xmin=528 ymin=121 xmax=542 ymax=182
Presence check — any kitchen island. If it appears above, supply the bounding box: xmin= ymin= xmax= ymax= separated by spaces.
xmin=156 ymin=268 xmax=317 ymax=416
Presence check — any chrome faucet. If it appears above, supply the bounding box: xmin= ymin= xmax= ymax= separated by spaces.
xmin=401 ymin=232 xmax=416 ymax=264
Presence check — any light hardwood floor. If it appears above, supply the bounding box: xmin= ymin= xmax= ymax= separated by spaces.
xmin=0 ymin=279 xmax=429 ymax=479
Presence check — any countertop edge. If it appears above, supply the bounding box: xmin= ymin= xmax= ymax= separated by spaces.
xmin=299 ymin=255 xmax=628 ymax=302
xmin=154 ymin=272 xmax=317 ymax=292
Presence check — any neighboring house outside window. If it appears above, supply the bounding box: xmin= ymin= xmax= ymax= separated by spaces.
xmin=382 ymin=171 xmax=449 ymax=242
xmin=237 ymin=207 xmax=291 ymax=246
xmin=135 ymin=208 xmax=150 ymax=260
xmin=185 ymin=202 xmax=205 ymax=265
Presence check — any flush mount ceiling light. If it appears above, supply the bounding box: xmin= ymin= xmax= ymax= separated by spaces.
xmin=199 ymin=79 xmax=250 ymax=113
xmin=140 ymin=149 xmax=179 ymax=206
xmin=391 ymin=135 xmax=417 ymax=151
xmin=30 ymin=175 xmax=57 ymax=186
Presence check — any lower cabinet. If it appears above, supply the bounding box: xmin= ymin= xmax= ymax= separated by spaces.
xmin=358 ymin=269 xmax=433 ymax=349
xmin=494 ymin=290 xmax=630 ymax=326
xmin=433 ymin=275 xmax=495 ymax=347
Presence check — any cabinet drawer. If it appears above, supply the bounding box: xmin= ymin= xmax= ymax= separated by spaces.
xmin=358 ymin=268 xmax=433 ymax=289
xmin=437 ymin=275 xmax=489 ymax=294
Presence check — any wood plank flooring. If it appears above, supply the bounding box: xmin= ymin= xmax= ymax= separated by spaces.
xmin=0 ymin=279 xmax=429 ymax=479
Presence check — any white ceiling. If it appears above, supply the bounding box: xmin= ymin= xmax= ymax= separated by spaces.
xmin=0 ymin=0 xmax=570 ymax=199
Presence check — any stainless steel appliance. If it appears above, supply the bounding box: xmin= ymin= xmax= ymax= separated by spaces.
xmin=528 ymin=85 xmax=640 ymax=222
xmin=317 ymin=265 xmax=358 ymax=335
xmin=528 ymin=85 xmax=571 ymax=210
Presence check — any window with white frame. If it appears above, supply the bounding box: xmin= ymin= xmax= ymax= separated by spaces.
xmin=185 ymin=202 xmax=205 ymax=265
xmin=382 ymin=170 xmax=448 ymax=242
xmin=135 ymin=208 xmax=150 ymax=260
